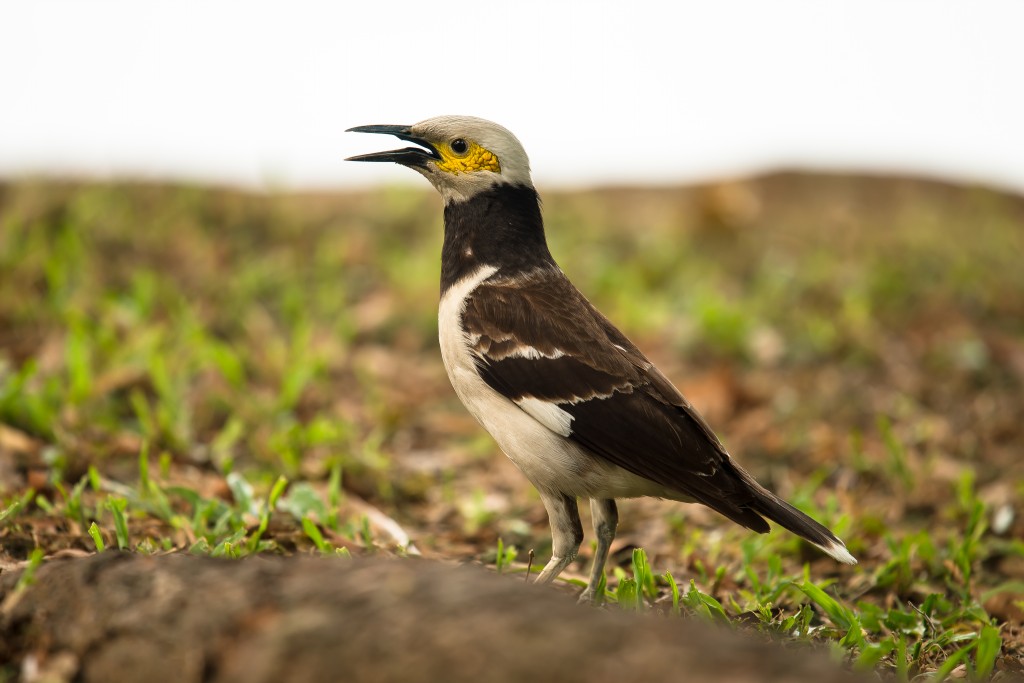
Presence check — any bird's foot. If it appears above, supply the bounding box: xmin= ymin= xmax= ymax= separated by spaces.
xmin=577 ymin=586 xmax=602 ymax=606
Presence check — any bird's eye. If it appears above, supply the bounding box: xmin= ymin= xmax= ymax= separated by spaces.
xmin=450 ymin=138 xmax=469 ymax=155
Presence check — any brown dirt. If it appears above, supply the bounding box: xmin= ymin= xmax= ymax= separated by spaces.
xmin=0 ymin=553 xmax=867 ymax=683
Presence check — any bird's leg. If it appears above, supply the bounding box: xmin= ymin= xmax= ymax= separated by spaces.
xmin=534 ymin=492 xmax=583 ymax=585
xmin=578 ymin=498 xmax=618 ymax=604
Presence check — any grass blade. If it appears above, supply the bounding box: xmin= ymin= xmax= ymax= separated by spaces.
xmin=88 ymin=522 xmax=106 ymax=552
xmin=974 ymin=625 xmax=1002 ymax=680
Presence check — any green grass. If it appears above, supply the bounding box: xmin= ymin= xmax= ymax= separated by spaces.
xmin=1 ymin=176 xmax=1022 ymax=679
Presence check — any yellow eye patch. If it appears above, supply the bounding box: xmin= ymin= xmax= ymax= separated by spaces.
xmin=434 ymin=141 xmax=501 ymax=175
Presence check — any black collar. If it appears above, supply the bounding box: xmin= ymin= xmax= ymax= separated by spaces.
xmin=440 ymin=184 xmax=556 ymax=294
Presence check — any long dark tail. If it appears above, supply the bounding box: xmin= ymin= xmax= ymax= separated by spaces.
xmin=745 ymin=484 xmax=857 ymax=564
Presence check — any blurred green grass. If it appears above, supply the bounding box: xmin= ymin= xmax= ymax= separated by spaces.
xmin=1 ymin=175 xmax=1023 ymax=679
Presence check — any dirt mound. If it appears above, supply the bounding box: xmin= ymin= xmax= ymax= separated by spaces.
xmin=1 ymin=553 xmax=864 ymax=683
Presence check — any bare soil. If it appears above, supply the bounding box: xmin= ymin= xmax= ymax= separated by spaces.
xmin=0 ymin=553 xmax=867 ymax=683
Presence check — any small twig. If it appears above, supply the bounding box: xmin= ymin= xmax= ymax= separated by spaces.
xmin=346 ymin=495 xmax=421 ymax=556
xmin=525 ymin=549 xmax=535 ymax=583
xmin=908 ymin=601 xmax=940 ymax=637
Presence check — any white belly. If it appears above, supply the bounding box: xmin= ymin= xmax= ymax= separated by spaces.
xmin=438 ymin=265 xmax=667 ymax=499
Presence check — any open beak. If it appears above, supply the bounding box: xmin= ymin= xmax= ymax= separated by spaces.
xmin=345 ymin=124 xmax=440 ymax=167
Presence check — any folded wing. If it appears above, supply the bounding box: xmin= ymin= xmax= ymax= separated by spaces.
xmin=463 ymin=268 xmax=774 ymax=532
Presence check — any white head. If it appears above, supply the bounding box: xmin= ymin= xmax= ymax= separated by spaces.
xmin=347 ymin=115 xmax=533 ymax=204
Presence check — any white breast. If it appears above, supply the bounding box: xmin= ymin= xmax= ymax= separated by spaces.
xmin=438 ymin=265 xmax=665 ymax=499
xmin=437 ymin=264 xmax=499 ymax=401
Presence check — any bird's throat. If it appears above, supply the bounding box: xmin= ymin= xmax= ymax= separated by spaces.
xmin=440 ymin=184 xmax=556 ymax=295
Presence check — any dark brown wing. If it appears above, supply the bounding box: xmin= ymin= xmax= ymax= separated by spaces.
xmin=463 ymin=268 xmax=772 ymax=532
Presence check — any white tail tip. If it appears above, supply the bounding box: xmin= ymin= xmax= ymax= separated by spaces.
xmin=820 ymin=539 xmax=857 ymax=565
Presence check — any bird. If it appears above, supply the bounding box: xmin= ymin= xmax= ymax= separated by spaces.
xmin=347 ymin=116 xmax=856 ymax=602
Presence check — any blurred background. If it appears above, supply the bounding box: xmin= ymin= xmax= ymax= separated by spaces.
xmin=2 ymin=2 xmax=1024 ymax=675
xmin=2 ymin=0 xmax=1024 ymax=191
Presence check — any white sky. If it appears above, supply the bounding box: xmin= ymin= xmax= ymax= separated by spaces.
xmin=2 ymin=0 xmax=1023 ymax=191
